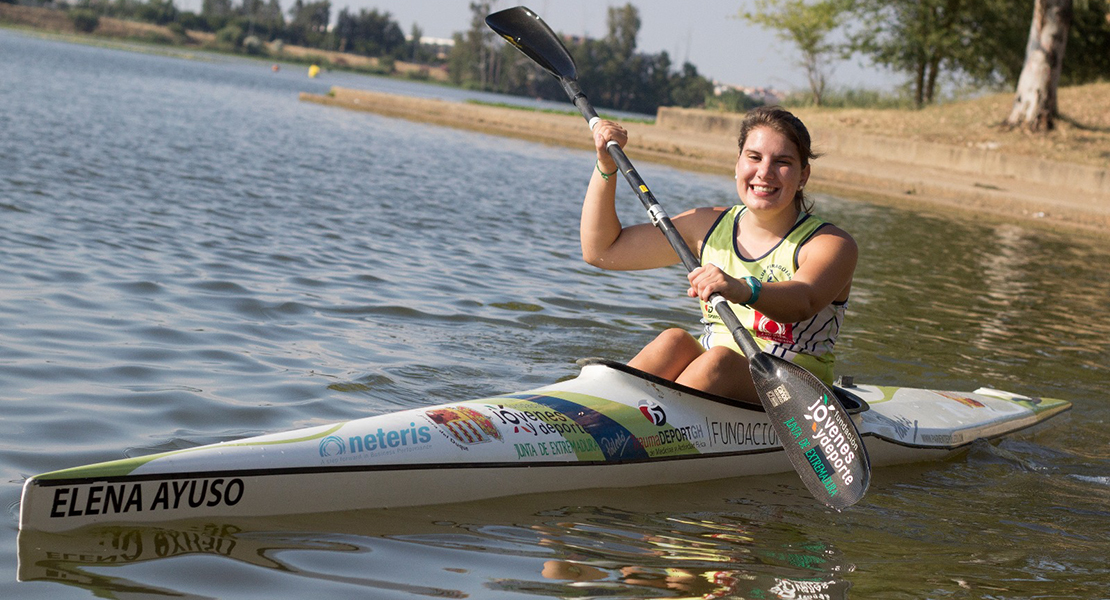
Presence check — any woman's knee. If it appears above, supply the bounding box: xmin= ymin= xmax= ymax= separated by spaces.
xmin=679 ymin=347 xmax=754 ymax=400
xmin=712 ymin=345 xmax=745 ymax=365
xmin=692 ymin=346 xmax=745 ymax=373
xmin=654 ymin=328 xmax=699 ymax=351
xmin=629 ymin=328 xmax=701 ymax=379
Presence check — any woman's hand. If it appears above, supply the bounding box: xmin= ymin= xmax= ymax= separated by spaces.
xmin=592 ymin=120 xmax=627 ymax=173
xmin=687 ymin=264 xmax=749 ymax=304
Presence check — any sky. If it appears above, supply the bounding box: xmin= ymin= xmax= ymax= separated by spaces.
xmin=181 ymin=0 xmax=905 ymax=92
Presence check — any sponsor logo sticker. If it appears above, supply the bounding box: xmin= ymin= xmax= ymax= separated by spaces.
xmin=319 ymin=435 xmax=346 ymax=457
xmin=321 ymin=424 xmax=433 ymax=458
xmin=767 ymin=385 xmax=791 ymax=408
xmin=754 ymin=311 xmax=793 ymax=344
xmin=637 ymin=399 xmax=667 ymax=426
xmin=426 ymin=406 xmax=502 ymax=445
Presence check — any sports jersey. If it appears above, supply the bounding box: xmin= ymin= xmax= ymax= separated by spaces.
xmin=697 ymin=205 xmax=847 ymax=384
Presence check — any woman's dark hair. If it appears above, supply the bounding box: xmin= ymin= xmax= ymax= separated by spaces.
xmin=737 ymin=106 xmax=819 ymax=213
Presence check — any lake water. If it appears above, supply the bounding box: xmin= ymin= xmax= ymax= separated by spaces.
xmin=3 ymin=28 xmax=1110 ymax=599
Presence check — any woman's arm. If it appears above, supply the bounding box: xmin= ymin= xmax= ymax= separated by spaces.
xmin=581 ymin=121 xmax=722 ymax=271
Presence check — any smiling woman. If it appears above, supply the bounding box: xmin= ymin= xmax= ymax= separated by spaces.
xmin=582 ymin=106 xmax=857 ymax=406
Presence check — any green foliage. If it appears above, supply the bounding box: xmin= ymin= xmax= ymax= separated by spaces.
xmin=741 ymin=0 xmax=849 ymax=106
xmin=449 ymin=2 xmax=717 ymax=115
xmin=285 ymin=0 xmax=330 ymax=47
xmin=780 ymin=86 xmax=915 ymax=109
xmin=134 ymin=0 xmax=176 ymax=25
xmin=69 ymin=8 xmax=100 ymax=32
xmin=704 ymin=89 xmax=763 ymax=113
xmin=175 ymin=11 xmax=207 ymax=32
xmin=377 ymin=54 xmax=394 ymax=73
xmin=215 ymin=22 xmax=243 ymax=48
xmin=1061 ymin=0 xmax=1110 ymax=86
xmin=669 ymin=62 xmax=715 ymax=108
xmin=845 ymin=0 xmax=1022 ymax=106
xmin=741 ymin=0 xmax=1108 ymax=108
xmin=333 ymin=7 xmax=405 ymax=57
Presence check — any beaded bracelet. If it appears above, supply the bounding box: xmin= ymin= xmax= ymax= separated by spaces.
xmin=596 ymin=160 xmax=618 ymax=181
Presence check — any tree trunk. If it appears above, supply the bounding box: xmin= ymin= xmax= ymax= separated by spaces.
xmin=1005 ymin=0 xmax=1072 ymax=131
xmin=913 ymin=59 xmax=926 ymax=107
xmin=924 ymin=57 xmax=941 ymax=104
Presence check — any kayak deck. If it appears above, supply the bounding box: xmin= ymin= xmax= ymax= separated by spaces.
xmin=18 ymin=359 xmax=1070 ymax=532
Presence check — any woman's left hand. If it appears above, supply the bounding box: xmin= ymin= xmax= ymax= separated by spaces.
xmin=687 ymin=264 xmax=746 ymax=304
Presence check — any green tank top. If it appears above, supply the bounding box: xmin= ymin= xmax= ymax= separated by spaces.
xmin=698 ymin=205 xmax=847 ymax=364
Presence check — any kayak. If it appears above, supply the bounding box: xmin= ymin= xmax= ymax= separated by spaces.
xmin=18 ymin=358 xmax=1070 ymax=532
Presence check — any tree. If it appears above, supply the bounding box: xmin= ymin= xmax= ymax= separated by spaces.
xmin=848 ymin=0 xmax=1016 ymax=107
xmin=334 ymin=8 xmax=404 ymax=56
xmin=669 ymin=62 xmax=715 ymax=108
xmin=286 ymin=0 xmax=330 ymax=47
xmin=1058 ymin=0 xmax=1110 ymax=85
xmin=454 ymin=2 xmax=715 ymax=114
xmin=1005 ymin=0 xmax=1073 ymax=131
xmin=446 ymin=2 xmax=500 ymax=87
xmin=741 ymin=0 xmax=847 ymax=106
xmin=135 ymin=0 xmax=178 ymax=25
xmin=843 ymin=0 xmax=1096 ymax=98
xmin=606 ymin=3 xmax=640 ymax=60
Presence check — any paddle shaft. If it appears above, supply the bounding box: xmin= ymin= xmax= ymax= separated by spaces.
xmin=562 ymin=78 xmax=762 ymax=358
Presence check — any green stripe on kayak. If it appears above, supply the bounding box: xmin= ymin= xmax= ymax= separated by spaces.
xmin=34 ymin=423 xmax=346 ymax=481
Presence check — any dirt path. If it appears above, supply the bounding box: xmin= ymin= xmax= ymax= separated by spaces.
xmin=302 ymin=87 xmax=1110 ymax=238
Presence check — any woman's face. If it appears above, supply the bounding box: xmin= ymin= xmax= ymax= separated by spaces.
xmin=735 ymin=126 xmax=810 ymax=215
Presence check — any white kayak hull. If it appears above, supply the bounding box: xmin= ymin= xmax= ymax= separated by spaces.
xmin=19 ymin=359 xmax=1070 ymax=532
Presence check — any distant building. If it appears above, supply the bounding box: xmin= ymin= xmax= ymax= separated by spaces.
xmin=405 ymin=35 xmax=455 ymax=60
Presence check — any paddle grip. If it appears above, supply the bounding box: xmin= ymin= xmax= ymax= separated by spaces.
xmin=561 ymin=78 xmax=762 ymax=359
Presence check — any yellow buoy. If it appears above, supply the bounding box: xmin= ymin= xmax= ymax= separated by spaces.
xmin=308 ymin=64 xmax=320 ymax=78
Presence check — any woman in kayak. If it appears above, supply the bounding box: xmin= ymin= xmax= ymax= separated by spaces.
xmin=582 ymin=106 xmax=856 ymax=404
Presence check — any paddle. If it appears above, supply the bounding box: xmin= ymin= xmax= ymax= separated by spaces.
xmin=486 ymin=6 xmax=870 ymax=509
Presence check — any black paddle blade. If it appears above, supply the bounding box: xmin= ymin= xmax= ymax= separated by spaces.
xmin=485 ymin=6 xmax=577 ymax=80
xmin=750 ymin=353 xmax=871 ymax=509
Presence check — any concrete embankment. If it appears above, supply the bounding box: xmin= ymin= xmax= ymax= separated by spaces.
xmin=301 ymin=87 xmax=1110 ymax=237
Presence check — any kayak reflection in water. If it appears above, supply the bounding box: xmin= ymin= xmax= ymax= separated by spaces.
xmin=581 ymin=106 xmax=857 ymax=404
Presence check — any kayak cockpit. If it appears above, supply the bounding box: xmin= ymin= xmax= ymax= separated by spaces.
xmin=575 ymin=357 xmax=870 ymax=414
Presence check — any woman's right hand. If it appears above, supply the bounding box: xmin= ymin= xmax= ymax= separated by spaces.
xmin=592 ymin=120 xmax=627 ymax=173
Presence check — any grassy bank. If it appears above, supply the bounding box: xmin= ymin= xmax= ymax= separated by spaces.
xmin=790 ymin=83 xmax=1110 ymax=169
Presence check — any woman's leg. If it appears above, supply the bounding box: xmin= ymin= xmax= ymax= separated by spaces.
xmin=675 ymin=346 xmax=758 ymax=404
xmin=627 ymin=328 xmax=704 ymax=381
xmin=628 ymin=329 xmax=758 ymax=404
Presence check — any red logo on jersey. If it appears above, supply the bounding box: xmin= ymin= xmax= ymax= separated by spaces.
xmin=753 ymin=311 xmax=793 ymax=344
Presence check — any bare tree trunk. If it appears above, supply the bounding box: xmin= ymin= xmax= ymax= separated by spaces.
xmin=924 ymin=57 xmax=941 ymax=104
xmin=804 ymin=52 xmax=826 ymax=106
xmin=1005 ymin=0 xmax=1072 ymax=131
xmin=914 ymin=60 xmax=926 ymax=107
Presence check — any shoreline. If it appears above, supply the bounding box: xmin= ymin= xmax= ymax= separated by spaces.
xmin=5 ymin=5 xmax=1106 ymax=237
xmin=303 ymin=87 xmax=1110 ymax=239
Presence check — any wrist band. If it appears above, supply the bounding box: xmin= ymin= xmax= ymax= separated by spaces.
xmin=596 ymin=160 xmax=618 ymax=181
xmin=742 ymin=276 xmax=762 ymax=306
